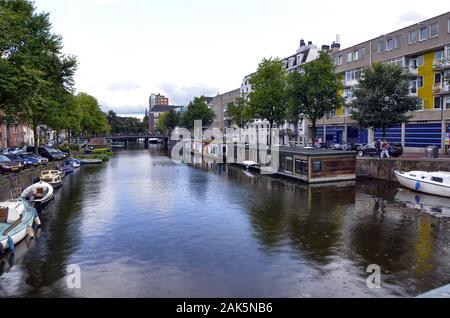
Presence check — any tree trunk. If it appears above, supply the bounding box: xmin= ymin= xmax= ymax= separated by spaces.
xmin=33 ymin=124 xmax=39 ymax=155
xmin=311 ymin=120 xmax=317 ymax=147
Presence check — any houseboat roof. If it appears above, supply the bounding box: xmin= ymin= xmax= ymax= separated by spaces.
xmin=279 ymin=147 xmax=356 ymax=156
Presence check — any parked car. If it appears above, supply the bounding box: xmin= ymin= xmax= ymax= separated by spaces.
xmin=5 ymin=153 xmax=40 ymax=168
xmin=21 ymin=152 xmax=49 ymax=165
xmin=0 ymin=154 xmax=24 ymax=174
xmin=26 ymin=146 xmax=68 ymax=161
xmin=357 ymin=142 xmax=403 ymax=158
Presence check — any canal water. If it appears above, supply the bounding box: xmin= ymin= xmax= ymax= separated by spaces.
xmin=1 ymin=144 xmax=450 ymax=297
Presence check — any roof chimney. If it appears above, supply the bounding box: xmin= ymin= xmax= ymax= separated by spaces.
xmin=308 ymin=41 xmax=313 ymax=46
xmin=300 ymin=39 xmax=305 ymax=47
xmin=331 ymin=41 xmax=341 ymax=52
xmin=322 ymin=45 xmax=330 ymax=51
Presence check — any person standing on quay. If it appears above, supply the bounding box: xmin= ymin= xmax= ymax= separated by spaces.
xmin=380 ymin=139 xmax=390 ymax=159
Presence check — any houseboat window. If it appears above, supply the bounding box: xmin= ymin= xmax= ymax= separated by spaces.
xmin=431 ymin=177 xmax=444 ymax=183
xmin=313 ymin=161 xmax=322 ymax=173
xmin=295 ymin=160 xmax=308 ymax=176
xmin=285 ymin=156 xmax=293 ymax=173
xmin=280 ymin=155 xmax=286 ymax=171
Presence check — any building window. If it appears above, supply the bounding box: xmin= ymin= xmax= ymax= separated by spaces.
xmin=418 ymin=76 xmax=424 ymax=88
xmin=419 ymin=27 xmax=428 ymax=41
xmin=434 ymin=96 xmax=442 ymax=109
xmin=347 ymin=52 xmax=353 ymax=62
xmin=353 ymin=50 xmax=359 ymax=61
xmin=435 ymin=50 xmax=444 ymax=62
xmin=445 ymin=96 xmax=450 ymax=110
xmin=435 ymin=73 xmax=442 ymax=85
xmin=337 ymin=55 xmax=343 ymax=65
xmin=448 ymin=18 xmax=450 ymax=33
xmin=386 ymin=38 xmax=394 ymax=51
xmin=409 ymin=31 xmax=417 ymax=44
xmin=378 ymin=40 xmax=385 ymax=53
xmin=417 ymin=98 xmax=424 ymax=111
xmin=418 ymin=55 xmax=424 ymax=66
xmin=394 ymin=35 xmax=402 ymax=49
xmin=430 ymin=23 xmax=439 ymax=38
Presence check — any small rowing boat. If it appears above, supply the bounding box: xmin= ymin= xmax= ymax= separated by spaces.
xmin=21 ymin=182 xmax=54 ymax=212
xmin=79 ymin=159 xmax=103 ymax=165
xmin=0 ymin=199 xmax=40 ymax=253
xmin=40 ymin=170 xmax=63 ymax=188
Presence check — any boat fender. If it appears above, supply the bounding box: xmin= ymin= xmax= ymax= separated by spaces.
xmin=415 ymin=181 xmax=421 ymax=191
xmin=26 ymin=226 xmax=35 ymax=240
xmin=34 ymin=211 xmax=42 ymax=227
xmin=7 ymin=237 xmax=14 ymax=254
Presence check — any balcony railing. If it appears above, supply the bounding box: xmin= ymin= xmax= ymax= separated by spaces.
xmin=404 ymin=66 xmax=419 ymax=76
xmin=432 ymin=83 xmax=450 ymax=95
xmin=433 ymin=58 xmax=450 ymax=70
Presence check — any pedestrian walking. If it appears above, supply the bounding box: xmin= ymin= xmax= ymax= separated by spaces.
xmin=380 ymin=139 xmax=390 ymax=159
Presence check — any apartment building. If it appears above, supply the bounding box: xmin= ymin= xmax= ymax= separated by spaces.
xmin=149 ymin=93 xmax=169 ymax=107
xmin=324 ymin=12 xmax=450 ymax=151
xmin=212 ymin=89 xmax=241 ymax=130
xmin=0 ymin=122 xmax=26 ymax=148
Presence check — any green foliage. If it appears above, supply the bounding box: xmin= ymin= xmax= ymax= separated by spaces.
xmin=226 ymin=97 xmax=251 ymax=128
xmin=181 ymin=96 xmax=215 ymax=129
xmin=287 ymin=51 xmax=343 ymax=142
xmin=75 ymin=93 xmax=110 ymax=136
xmin=247 ymin=58 xmax=288 ymax=127
xmin=58 ymin=144 xmax=81 ymax=153
xmin=0 ymin=0 xmax=78 ymax=147
xmin=92 ymin=148 xmax=113 ymax=156
xmin=351 ymin=63 xmax=419 ymax=136
xmin=107 ymin=110 xmax=147 ymax=135
xmin=75 ymin=154 xmax=110 ymax=162
xmin=157 ymin=110 xmax=181 ymax=133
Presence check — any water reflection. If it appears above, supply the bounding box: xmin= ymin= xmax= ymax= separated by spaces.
xmin=0 ymin=145 xmax=449 ymax=297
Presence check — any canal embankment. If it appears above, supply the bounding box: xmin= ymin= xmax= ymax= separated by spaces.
xmin=0 ymin=163 xmax=57 ymax=201
xmin=357 ymin=157 xmax=450 ymax=182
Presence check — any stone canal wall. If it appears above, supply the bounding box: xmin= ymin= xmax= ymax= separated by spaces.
xmin=0 ymin=164 xmax=57 ymax=201
xmin=357 ymin=157 xmax=450 ymax=182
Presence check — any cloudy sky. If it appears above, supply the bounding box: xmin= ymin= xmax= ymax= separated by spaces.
xmin=35 ymin=0 xmax=450 ymax=117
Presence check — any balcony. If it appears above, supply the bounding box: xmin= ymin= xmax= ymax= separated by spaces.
xmin=404 ymin=66 xmax=419 ymax=76
xmin=343 ymin=79 xmax=358 ymax=87
xmin=432 ymin=83 xmax=450 ymax=95
xmin=433 ymin=59 xmax=450 ymax=71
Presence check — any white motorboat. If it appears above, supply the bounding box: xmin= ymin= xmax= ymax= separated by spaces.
xmin=0 ymin=199 xmax=40 ymax=252
xmin=395 ymin=170 xmax=450 ymax=198
xmin=242 ymin=160 xmax=259 ymax=170
xmin=40 ymin=170 xmax=63 ymax=188
xmin=21 ymin=182 xmax=54 ymax=212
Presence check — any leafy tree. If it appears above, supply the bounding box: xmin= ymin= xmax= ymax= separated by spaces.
xmin=226 ymin=98 xmax=251 ymax=128
xmin=75 ymin=93 xmax=110 ymax=137
xmin=287 ymin=51 xmax=343 ymax=144
xmin=351 ymin=63 xmax=418 ymax=138
xmin=107 ymin=110 xmax=147 ymax=135
xmin=181 ymin=96 xmax=215 ymax=130
xmin=156 ymin=112 xmax=169 ymax=133
xmin=247 ymin=58 xmax=288 ymax=128
xmin=0 ymin=0 xmax=78 ymax=153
